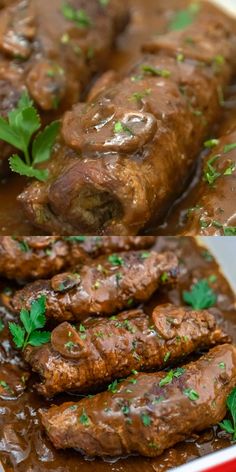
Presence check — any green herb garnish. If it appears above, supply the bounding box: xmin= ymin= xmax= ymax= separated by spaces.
xmin=64 ymin=236 xmax=86 ymax=243
xmin=108 ymin=254 xmax=124 ymax=266
xmin=0 ymin=320 xmax=4 ymax=332
xmin=224 ymin=143 xmax=236 ymax=154
xmin=18 ymin=240 xmax=30 ymax=252
xmin=169 ymin=3 xmax=200 ymax=31
xmin=9 ymin=296 xmax=50 ymax=350
xmin=108 ymin=379 xmax=119 ymax=394
xmin=114 ymin=121 xmax=134 ymax=136
xmin=141 ymin=412 xmax=152 ymax=427
xmin=0 ymin=91 xmax=60 ymax=181
xmin=183 ymin=388 xmax=199 ymax=401
xmin=79 ymin=408 xmax=90 ymax=426
xmin=159 ymin=367 xmax=185 ymax=387
xmin=61 ymin=3 xmax=91 ymax=28
xmin=183 ymin=279 xmax=217 ymax=310
xmin=204 ymin=139 xmax=219 ymax=149
xmin=141 ymin=64 xmax=171 ymax=78
xmin=219 ymin=387 xmax=236 ymax=441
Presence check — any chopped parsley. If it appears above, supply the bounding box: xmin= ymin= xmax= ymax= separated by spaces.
xmin=141 ymin=65 xmax=171 ymax=78
xmin=183 ymin=388 xmax=199 ymax=401
xmin=64 ymin=236 xmax=86 ymax=243
xmin=0 ymin=320 xmax=4 ymax=332
xmin=61 ymin=3 xmax=91 ymax=28
xmin=79 ymin=408 xmax=90 ymax=426
xmin=160 ymin=272 xmax=169 ymax=283
xmin=114 ymin=121 xmax=134 ymax=136
xmin=18 ymin=240 xmax=30 ymax=252
xmin=0 ymin=380 xmax=13 ymax=394
xmin=204 ymin=139 xmax=219 ymax=149
xmin=159 ymin=367 xmax=185 ymax=387
xmin=164 ymin=352 xmax=171 ymax=363
xmin=131 ymin=89 xmax=152 ymax=102
xmin=169 ymin=3 xmax=200 ymax=31
xmin=108 ymin=379 xmax=119 ymax=394
xmin=224 ymin=143 xmax=236 ymax=154
xmin=141 ymin=412 xmax=152 ymax=427
xmin=108 ymin=254 xmax=124 ymax=266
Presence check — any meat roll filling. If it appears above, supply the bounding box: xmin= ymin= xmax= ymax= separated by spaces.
xmin=24 ymin=304 xmax=230 ymax=397
xmin=10 ymin=250 xmax=179 ymax=322
xmin=19 ymin=5 xmax=236 ymax=235
xmin=40 ymin=344 xmax=236 ymax=457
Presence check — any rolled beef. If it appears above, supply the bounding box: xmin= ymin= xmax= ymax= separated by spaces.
xmin=0 ymin=236 xmax=89 ymax=282
xmin=19 ymin=5 xmax=236 ymax=235
xmin=183 ymin=118 xmax=236 ymax=235
xmin=0 ymin=0 xmax=129 ymax=173
xmin=40 ymin=344 xmax=236 ymax=457
xmin=0 ymin=236 xmax=155 ymax=282
xmin=77 ymin=236 xmax=156 ymax=258
xmin=10 ymin=250 xmax=179 ymax=322
xmin=24 ymin=304 xmax=230 ymax=397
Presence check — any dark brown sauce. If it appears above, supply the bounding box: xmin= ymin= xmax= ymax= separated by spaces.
xmin=0 ymin=237 xmax=236 ymax=471
xmin=2 ymin=0 xmax=233 ymax=236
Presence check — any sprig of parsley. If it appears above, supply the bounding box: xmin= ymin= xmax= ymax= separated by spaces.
xmin=183 ymin=279 xmax=217 ymax=310
xmin=219 ymin=388 xmax=236 ymax=441
xmin=9 ymin=295 xmax=51 ymax=350
xmin=0 ymin=90 xmax=60 ymax=181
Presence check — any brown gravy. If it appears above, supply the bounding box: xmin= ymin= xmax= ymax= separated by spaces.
xmin=2 ymin=0 xmax=235 ymax=236
xmin=0 ymin=237 xmax=236 ymax=471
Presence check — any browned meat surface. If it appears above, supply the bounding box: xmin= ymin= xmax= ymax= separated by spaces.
xmin=0 ymin=236 xmax=155 ymax=282
xmin=0 ymin=0 xmax=129 ymax=173
xmin=78 ymin=236 xmax=156 ymax=257
xmin=40 ymin=344 xmax=236 ymax=457
xmin=24 ymin=304 xmax=230 ymax=398
xmin=183 ymin=118 xmax=236 ymax=235
xmin=0 ymin=236 xmax=90 ymax=282
xmin=10 ymin=250 xmax=179 ymax=322
xmin=18 ymin=5 xmax=236 ymax=235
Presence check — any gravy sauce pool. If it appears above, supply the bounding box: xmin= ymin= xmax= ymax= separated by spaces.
xmin=1 ymin=0 xmax=232 ymax=236
xmin=0 ymin=237 xmax=236 ymax=471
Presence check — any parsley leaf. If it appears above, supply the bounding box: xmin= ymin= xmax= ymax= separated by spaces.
xmin=169 ymin=3 xmax=200 ymax=31
xmin=0 ymin=90 xmax=60 ymax=181
xmin=219 ymin=387 xmax=236 ymax=441
xmin=183 ymin=279 xmax=217 ymax=310
xmin=9 ymin=295 xmax=50 ymax=350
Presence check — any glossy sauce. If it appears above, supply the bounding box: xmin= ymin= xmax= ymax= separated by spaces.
xmin=0 ymin=237 xmax=236 ymax=471
xmin=2 ymin=0 xmax=234 ymax=236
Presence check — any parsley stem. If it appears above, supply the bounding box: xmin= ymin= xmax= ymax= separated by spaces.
xmin=24 ymin=147 xmax=31 ymax=166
